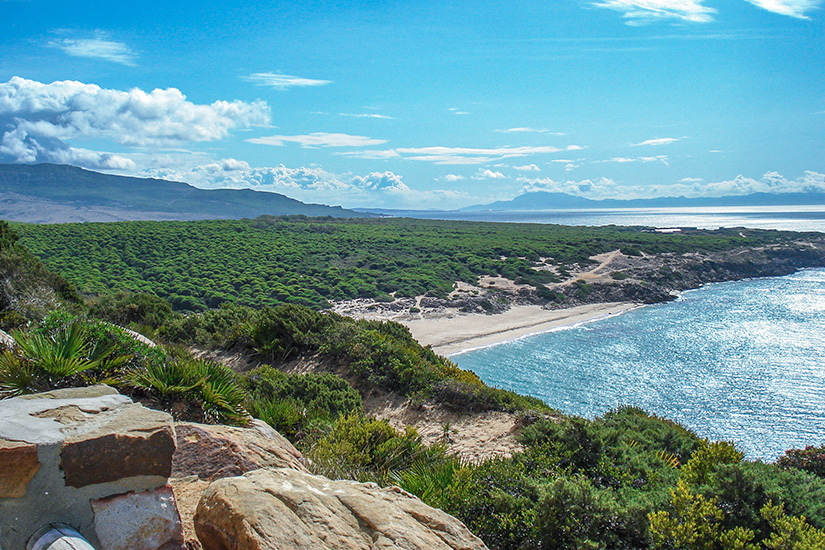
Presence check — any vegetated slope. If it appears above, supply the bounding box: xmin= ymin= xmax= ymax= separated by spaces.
xmin=16 ymin=216 xmax=825 ymax=312
xmin=0 ymin=163 xmax=368 ymax=222
xmin=4 ymin=222 xmax=825 ymax=550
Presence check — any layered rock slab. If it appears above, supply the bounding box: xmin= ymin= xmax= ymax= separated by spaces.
xmin=173 ymin=420 xmax=307 ymax=481
xmin=194 ymin=467 xmax=488 ymax=550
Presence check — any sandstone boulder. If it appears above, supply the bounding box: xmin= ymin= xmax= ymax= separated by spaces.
xmin=0 ymin=385 xmax=181 ymax=550
xmin=194 ymin=468 xmax=488 ymax=550
xmin=172 ymin=420 xmax=307 ymax=481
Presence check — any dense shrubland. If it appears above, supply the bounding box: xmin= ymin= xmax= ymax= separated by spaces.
xmin=14 ymin=216 xmax=810 ymax=311
xmin=2 ymin=219 xmax=825 ymax=549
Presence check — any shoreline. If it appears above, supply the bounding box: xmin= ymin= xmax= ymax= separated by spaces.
xmin=400 ymin=302 xmax=641 ymax=356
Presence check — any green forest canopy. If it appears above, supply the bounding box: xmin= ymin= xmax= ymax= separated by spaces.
xmin=14 ymin=216 xmax=807 ymax=311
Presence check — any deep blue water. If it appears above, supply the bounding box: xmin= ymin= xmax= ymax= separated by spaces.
xmin=452 ymin=269 xmax=825 ymax=461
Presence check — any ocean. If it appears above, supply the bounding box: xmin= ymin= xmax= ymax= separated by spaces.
xmin=392 ymin=205 xmax=825 ymax=233
xmin=452 ymin=269 xmax=825 ymax=461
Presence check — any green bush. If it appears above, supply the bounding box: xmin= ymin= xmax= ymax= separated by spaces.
xmin=89 ymin=291 xmax=175 ymax=330
xmin=306 ymin=413 xmax=450 ymax=484
xmin=243 ymin=365 xmax=362 ymax=438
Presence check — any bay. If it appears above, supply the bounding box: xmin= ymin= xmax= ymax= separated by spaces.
xmin=452 ymin=269 xmax=825 ymax=461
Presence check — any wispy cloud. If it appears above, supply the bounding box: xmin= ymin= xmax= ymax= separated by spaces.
xmin=600 ymin=155 xmax=669 ymax=165
xmin=48 ymin=33 xmax=137 ymax=66
xmin=744 ymin=0 xmax=822 ymax=18
xmin=339 ymin=113 xmax=394 ymax=119
xmin=341 ymin=144 xmax=585 ymax=165
xmin=593 ymin=0 xmax=716 ymax=24
xmin=448 ymin=107 xmax=470 ymax=115
xmin=495 ymin=127 xmax=566 ymax=135
xmin=248 ymin=132 xmax=387 ymax=148
xmin=444 ymin=174 xmax=466 ymax=181
xmin=633 ymin=137 xmax=679 ymax=146
xmin=242 ymin=72 xmax=332 ymax=90
xmin=514 ymin=164 xmax=541 ymax=171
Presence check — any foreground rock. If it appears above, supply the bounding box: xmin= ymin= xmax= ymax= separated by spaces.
xmin=173 ymin=420 xmax=307 ymax=480
xmin=0 ymin=385 xmax=183 ymax=550
xmin=195 ymin=467 xmax=489 ymax=550
xmin=170 ymin=420 xmax=308 ymax=546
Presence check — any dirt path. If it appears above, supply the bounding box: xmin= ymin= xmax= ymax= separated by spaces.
xmin=557 ymin=249 xmax=623 ymax=286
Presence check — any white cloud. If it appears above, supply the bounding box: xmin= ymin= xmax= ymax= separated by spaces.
xmin=496 ymin=127 xmax=566 ymax=136
xmin=633 ymin=137 xmax=679 ymax=146
xmin=343 ymin=144 xmax=584 ymax=165
xmin=593 ymin=0 xmax=716 ymax=23
xmin=0 ymin=77 xmax=269 ymax=169
xmin=601 ymin=155 xmax=669 ymax=165
xmin=474 ymin=169 xmax=507 ymax=180
xmin=48 ymin=34 xmax=138 ymax=66
xmin=242 ymin=72 xmax=332 ymax=90
xmin=517 ymin=171 xmax=825 ymax=201
xmin=518 ymin=176 xmax=620 ymax=197
xmin=743 ymin=0 xmax=821 ymax=18
xmin=248 ymin=132 xmax=387 ymax=148
xmin=339 ymin=113 xmax=394 ymax=119
xmin=448 ymin=107 xmax=470 ymax=115
xmin=351 ymin=172 xmax=410 ymax=193
xmin=513 ymin=164 xmax=541 ymax=171
xmin=444 ymin=174 xmax=466 ymax=181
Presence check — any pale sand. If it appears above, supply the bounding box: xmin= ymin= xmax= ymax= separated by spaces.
xmin=401 ymin=301 xmax=641 ymax=356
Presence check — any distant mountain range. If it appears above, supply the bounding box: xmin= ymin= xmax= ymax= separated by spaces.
xmin=0 ymin=164 xmax=368 ymax=223
xmin=462 ymin=190 xmax=825 ymax=211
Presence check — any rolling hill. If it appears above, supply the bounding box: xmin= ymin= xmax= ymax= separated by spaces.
xmin=0 ymin=163 xmax=368 ymax=223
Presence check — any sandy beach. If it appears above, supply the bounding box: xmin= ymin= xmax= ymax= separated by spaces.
xmin=401 ymin=302 xmax=641 ymax=356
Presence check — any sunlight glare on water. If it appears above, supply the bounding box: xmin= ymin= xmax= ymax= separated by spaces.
xmin=453 ymin=269 xmax=825 ymax=460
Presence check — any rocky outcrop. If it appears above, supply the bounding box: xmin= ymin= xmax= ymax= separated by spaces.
xmin=173 ymin=420 xmax=307 ymax=481
xmin=0 ymin=385 xmax=183 ymax=550
xmin=194 ymin=467 xmax=489 ymax=550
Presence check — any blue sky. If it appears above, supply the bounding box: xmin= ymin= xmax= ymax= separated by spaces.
xmin=1 ymin=0 xmax=823 ymax=208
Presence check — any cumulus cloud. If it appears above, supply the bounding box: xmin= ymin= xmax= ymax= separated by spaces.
xmin=516 ymin=171 xmax=825 ymax=201
xmin=248 ymin=132 xmax=387 ymax=148
xmin=743 ymin=0 xmax=821 ymax=18
xmin=518 ymin=176 xmax=620 ymax=197
xmin=48 ymin=33 xmax=138 ymax=66
xmin=633 ymin=137 xmax=679 ymax=146
xmin=593 ymin=0 xmax=716 ymax=23
xmin=242 ymin=72 xmax=332 ymax=90
xmin=474 ymin=169 xmax=507 ymax=180
xmin=342 ymin=144 xmax=584 ymax=165
xmin=444 ymin=174 xmax=466 ymax=181
xmin=351 ymin=172 xmax=411 ymax=193
xmin=695 ymin=171 xmax=825 ymax=196
xmin=0 ymin=77 xmax=269 ymax=170
xmin=513 ymin=164 xmax=541 ymax=171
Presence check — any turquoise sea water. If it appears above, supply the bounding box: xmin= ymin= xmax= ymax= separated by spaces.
xmin=452 ymin=269 xmax=825 ymax=461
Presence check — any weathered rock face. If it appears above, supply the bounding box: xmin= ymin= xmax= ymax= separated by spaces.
xmin=0 ymin=385 xmax=182 ymax=550
xmin=0 ymin=439 xmax=40 ymax=498
xmin=194 ymin=468 xmax=489 ymax=550
xmin=173 ymin=420 xmax=307 ymax=481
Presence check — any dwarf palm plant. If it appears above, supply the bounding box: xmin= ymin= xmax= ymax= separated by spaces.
xmin=125 ymin=354 xmax=248 ymax=424
xmin=0 ymin=321 xmax=132 ymax=397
